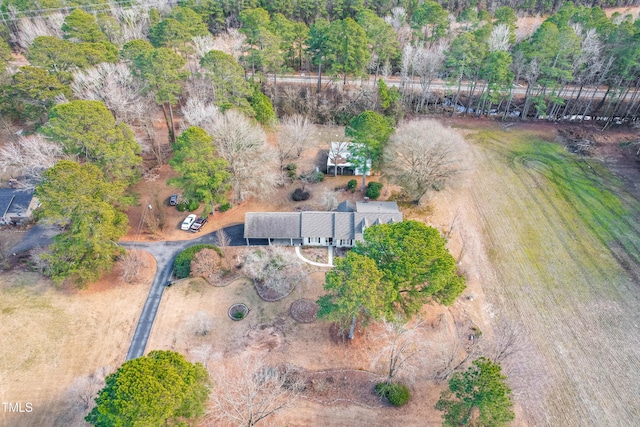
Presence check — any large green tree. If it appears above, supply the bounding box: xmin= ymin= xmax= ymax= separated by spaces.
xmin=345 ymin=110 xmax=393 ymax=190
xmin=6 ymin=66 xmax=71 ymax=123
xmin=149 ymin=7 xmax=208 ymax=52
xmin=149 ymin=18 xmax=192 ymax=50
xmin=435 ymin=357 xmax=515 ymax=427
xmin=35 ymin=160 xmax=128 ymax=286
xmin=27 ymin=36 xmax=77 ymax=72
xmin=86 ymin=350 xmax=210 ymax=426
xmin=131 ymin=47 xmax=188 ymax=142
xmin=27 ymin=36 xmax=118 ymax=71
xmin=356 ymin=10 xmax=400 ymax=80
xmin=62 ymin=9 xmax=107 ymax=43
xmin=444 ymin=32 xmax=485 ymax=116
xmin=307 ymin=17 xmax=330 ymax=92
xmin=43 ymin=100 xmax=141 ymax=184
xmin=325 ymin=18 xmax=370 ymax=84
xmin=268 ymin=13 xmax=308 ymax=70
xmin=239 ymin=7 xmax=279 ymax=76
xmin=200 ymin=50 xmax=253 ymax=113
xmin=411 ymin=1 xmax=449 ymax=45
xmin=169 ymin=126 xmax=231 ymax=212
xmin=317 ymin=251 xmax=392 ymax=336
xmin=354 ymin=220 xmax=466 ymax=316
xmin=0 ymin=38 xmax=11 ymax=74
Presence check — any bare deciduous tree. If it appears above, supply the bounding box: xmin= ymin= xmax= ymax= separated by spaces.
xmin=384 ymin=119 xmax=463 ymax=204
xmin=319 ymin=189 xmax=340 ymax=211
xmin=134 ymin=95 xmax=165 ymax=165
xmin=370 ymin=318 xmax=428 ymax=383
xmin=13 ymin=13 xmax=64 ymax=49
xmin=181 ymin=96 xmax=219 ymax=131
xmin=274 ymin=115 xmax=315 ymax=184
xmin=193 ymin=34 xmax=216 ymax=59
xmin=207 ymin=110 xmax=278 ymax=202
xmin=121 ymin=250 xmax=147 ymax=284
xmin=243 ymin=247 xmax=305 ymax=298
xmin=214 ymin=229 xmax=232 ymax=269
xmin=384 ymin=7 xmax=411 ymax=48
xmin=489 ymin=319 xmax=527 ymax=365
xmin=0 ymin=134 xmax=63 ymax=188
xmin=488 ymin=23 xmax=512 ymax=52
xmin=430 ymin=327 xmax=481 ymax=383
xmin=59 ymin=366 xmax=111 ymax=425
xmin=413 ymin=42 xmax=447 ymax=112
xmin=275 ymin=115 xmax=315 ymax=175
xmin=187 ymin=310 xmax=214 ymax=337
xmin=190 ymin=248 xmax=222 ymax=280
xmin=112 ymin=5 xmax=150 ymax=42
xmin=206 ymin=357 xmax=304 ymax=427
xmin=211 ymin=28 xmax=246 ymax=61
xmin=190 ymin=344 xmax=215 ymax=366
xmin=72 ymin=63 xmax=145 ymax=123
xmin=327 ymin=141 xmax=350 ymax=177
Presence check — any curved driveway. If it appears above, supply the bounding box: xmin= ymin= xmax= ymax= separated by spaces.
xmin=124 ymin=224 xmax=267 ymax=360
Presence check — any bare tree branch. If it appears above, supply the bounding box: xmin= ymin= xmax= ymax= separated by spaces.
xmin=384 ymin=119 xmax=464 ymax=203
xmin=206 ymin=357 xmax=304 ymax=427
xmin=369 ymin=318 xmax=429 ymax=383
xmin=206 ymin=110 xmax=278 ymax=202
xmin=0 ymin=134 xmax=63 ymax=189
xmin=242 ymin=247 xmax=305 ymax=298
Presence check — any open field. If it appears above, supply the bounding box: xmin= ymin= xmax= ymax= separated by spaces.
xmin=458 ymin=125 xmax=640 ymax=426
xmin=0 ymin=251 xmax=154 ymax=427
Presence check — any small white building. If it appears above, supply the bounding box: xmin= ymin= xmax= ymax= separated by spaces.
xmin=326 ymin=142 xmax=371 ymax=176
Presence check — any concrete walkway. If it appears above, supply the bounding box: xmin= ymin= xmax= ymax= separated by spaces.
xmin=295 ymin=245 xmax=334 ymax=267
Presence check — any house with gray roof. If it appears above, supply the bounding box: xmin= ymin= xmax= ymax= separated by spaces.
xmin=0 ymin=188 xmax=38 ymax=225
xmin=244 ymin=201 xmax=402 ymax=247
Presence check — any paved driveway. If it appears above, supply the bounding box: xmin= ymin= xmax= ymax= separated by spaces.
xmin=7 ymin=221 xmax=266 ymax=361
xmin=124 ymin=223 xmax=267 ymax=360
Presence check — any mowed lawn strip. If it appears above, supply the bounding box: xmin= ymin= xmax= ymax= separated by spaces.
xmin=469 ymin=129 xmax=640 ymax=427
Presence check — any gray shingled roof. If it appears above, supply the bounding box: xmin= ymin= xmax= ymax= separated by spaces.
xmin=0 ymin=188 xmax=33 ymax=217
xmin=301 ymin=212 xmax=334 ymax=238
xmin=244 ymin=212 xmax=301 ymax=239
xmin=244 ymin=202 xmax=403 ymax=242
xmin=336 ymin=200 xmax=356 ymax=212
xmin=355 ymin=201 xmax=400 ymax=214
xmin=334 ymin=212 xmax=354 ymax=239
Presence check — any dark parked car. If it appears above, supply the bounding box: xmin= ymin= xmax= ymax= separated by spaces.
xmin=169 ymin=194 xmax=179 ymax=206
xmin=190 ymin=217 xmax=208 ymax=232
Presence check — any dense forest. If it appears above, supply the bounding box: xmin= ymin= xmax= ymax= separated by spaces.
xmin=1 ymin=0 xmax=640 ymax=131
xmin=2 ymin=0 xmax=640 ymax=19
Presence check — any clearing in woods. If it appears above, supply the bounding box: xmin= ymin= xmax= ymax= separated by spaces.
xmin=467 ymin=127 xmax=640 ymax=426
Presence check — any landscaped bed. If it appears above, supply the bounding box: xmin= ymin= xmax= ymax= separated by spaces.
xmin=290 ymin=298 xmax=319 ymax=323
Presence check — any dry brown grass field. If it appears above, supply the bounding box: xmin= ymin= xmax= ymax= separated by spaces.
xmin=0 ymin=252 xmax=154 ymax=427
xmin=448 ymin=122 xmax=640 ymax=426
